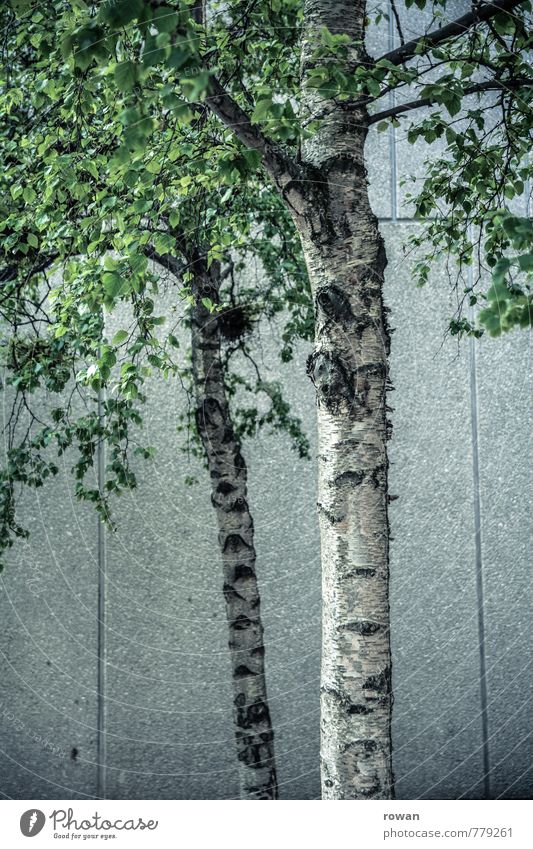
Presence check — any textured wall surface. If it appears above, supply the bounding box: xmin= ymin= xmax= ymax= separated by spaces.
xmin=1 ymin=6 xmax=532 ymax=801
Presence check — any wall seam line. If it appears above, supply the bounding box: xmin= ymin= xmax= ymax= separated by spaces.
xmin=97 ymin=385 xmax=107 ymax=800
xmin=468 ymin=281 xmax=491 ymax=799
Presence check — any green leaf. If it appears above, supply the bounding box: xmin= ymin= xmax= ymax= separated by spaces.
xmin=167 ymin=47 xmax=190 ymax=71
xmin=492 ymin=258 xmax=511 ymax=286
xmin=242 ymin=149 xmax=262 ymax=170
xmin=152 ymin=5 xmax=179 ymax=33
xmin=23 ymin=186 xmax=37 ymax=204
xmin=517 ymin=254 xmax=533 ymax=272
xmin=251 ymin=98 xmax=273 ymax=124
xmin=83 ymin=160 xmax=99 ymax=180
xmin=103 ymin=271 xmax=124 ymax=299
xmin=142 ymin=35 xmax=167 ymax=67
xmin=104 ymin=256 xmax=119 ymax=271
xmin=444 ymin=93 xmax=461 ymax=117
xmin=114 ymin=61 xmax=138 ymax=91
xmin=365 ymin=78 xmax=381 ymax=97
xmin=112 ymin=330 xmax=129 ymax=345
xmin=320 ymin=26 xmax=335 ymax=48
xmin=487 ymin=280 xmax=510 ymax=302
xmin=123 ymin=170 xmax=139 ymax=187
xmin=98 ymin=0 xmax=144 ymax=27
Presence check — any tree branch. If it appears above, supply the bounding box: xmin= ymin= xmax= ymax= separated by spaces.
xmin=144 ymin=246 xmax=184 ymax=279
xmin=189 ymin=6 xmax=301 ymax=193
xmin=389 ymin=0 xmax=405 ymax=45
xmin=376 ymin=0 xmax=527 ymax=67
xmin=368 ymin=77 xmax=531 ymax=124
xmin=204 ymin=77 xmax=302 ymax=190
xmin=0 ymin=253 xmax=58 ymax=285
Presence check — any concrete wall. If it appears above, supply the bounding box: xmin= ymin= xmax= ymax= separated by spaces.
xmin=1 ymin=7 xmax=532 ymax=801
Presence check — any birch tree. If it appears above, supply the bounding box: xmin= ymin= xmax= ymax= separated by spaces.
xmin=148 ymin=233 xmax=308 ymax=799
xmin=0 ymin=10 xmax=311 ymax=793
xmin=2 ymin=0 xmax=532 ymax=800
xmin=0 ymin=197 xmax=308 ymax=799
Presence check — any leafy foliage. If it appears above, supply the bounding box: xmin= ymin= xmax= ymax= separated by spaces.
xmin=0 ymin=0 xmax=531 ymax=566
xmin=0 ymin=0 xmax=310 ymax=566
xmin=372 ymin=1 xmax=533 ymax=335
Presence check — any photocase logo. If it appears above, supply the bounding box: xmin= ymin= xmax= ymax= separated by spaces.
xmin=20 ymin=810 xmax=46 ymax=837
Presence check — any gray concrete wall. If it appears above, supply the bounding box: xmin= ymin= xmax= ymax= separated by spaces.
xmin=0 ymin=417 xmax=100 ymax=799
xmin=1 ymin=6 xmax=532 ymax=801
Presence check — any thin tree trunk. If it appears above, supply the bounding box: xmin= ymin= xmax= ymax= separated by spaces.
xmin=189 ymin=259 xmax=278 ymax=799
xmin=294 ymin=0 xmax=394 ymax=799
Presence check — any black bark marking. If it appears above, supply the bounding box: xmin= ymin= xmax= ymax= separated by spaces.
xmin=335 ymin=469 xmax=365 ymax=487
xmin=353 ymin=314 xmax=373 ymax=338
xmin=316 ymin=284 xmax=354 ymax=323
xmin=356 ymin=361 xmax=387 ymax=379
xmin=248 ymin=701 xmax=271 ymax=725
xmin=342 ymin=567 xmax=378 ymax=581
xmin=222 ymin=533 xmax=252 ymax=554
xmin=237 ymin=742 xmax=272 ymax=769
xmin=195 ymin=397 xmax=225 ymax=433
xmin=348 ymin=704 xmax=372 ymax=715
xmin=342 ymin=620 xmax=381 ymax=635
xmin=321 ymin=685 xmax=373 ymax=717
xmin=231 ymin=614 xmax=255 ymax=630
xmin=235 ymin=665 xmax=257 ymax=679
xmin=233 ymin=564 xmax=255 ymax=581
xmin=343 ymin=739 xmax=378 ymax=754
xmin=221 ymin=424 xmax=235 ymax=444
xmin=235 ymin=698 xmax=272 ymax=731
xmin=363 ymin=667 xmax=391 ymax=695
xmin=214 ymin=489 xmax=248 ymax=513
xmin=370 ymin=463 xmax=387 ymax=489
xmin=317 ymin=502 xmax=344 ymax=525
xmin=70 ymin=747 xmax=78 ymax=762
xmin=300 ymin=163 xmax=338 ymax=245
xmin=222 ymin=583 xmax=245 ymax=603
xmin=248 ymin=771 xmax=277 ymax=799
xmin=233 ymin=450 xmax=246 ymax=473
xmin=217 ymin=480 xmax=235 ymax=495
xmin=359 ymin=781 xmax=383 ymax=798
xmin=307 ymin=351 xmax=353 ymax=411
xmin=341 ymin=738 xmax=383 ymax=796
xmin=212 ymin=481 xmax=240 ymax=511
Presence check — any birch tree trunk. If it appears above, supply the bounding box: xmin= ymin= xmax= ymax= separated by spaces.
xmin=294 ymin=0 xmax=394 ymax=799
xmin=189 ymin=259 xmax=278 ymax=800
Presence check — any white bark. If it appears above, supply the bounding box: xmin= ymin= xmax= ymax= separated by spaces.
xmin=295 ymin=0 xmax=394 ymax=799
